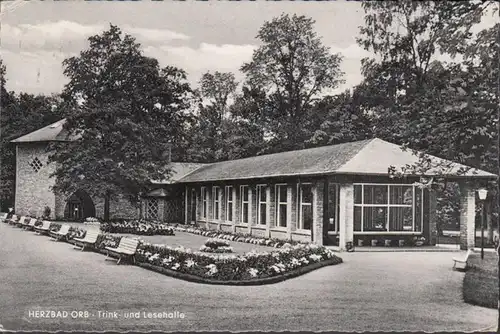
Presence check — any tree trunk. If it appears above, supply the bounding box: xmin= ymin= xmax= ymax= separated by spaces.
xmin=104 ymin=191 xmax=111 ymax=222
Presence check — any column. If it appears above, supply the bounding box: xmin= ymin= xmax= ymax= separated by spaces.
xmin=459 ymin=183 xmax=476 ymax=250
xmin=338 ymin=183 xmax=354 ymax=251
xmin=248 ymin=187 xmax=253 ymax=234
xmin=428 ymin=190 xmax=437 ymax=245
xmin=265 ymin=186 xmax=271 ymax=238
xmin=184 ymin=186 xmax=189 ymax=224
xmin=312 ymin=180 xmax=324 ymax=246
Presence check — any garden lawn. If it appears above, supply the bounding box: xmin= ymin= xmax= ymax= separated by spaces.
xmin=110 ymin=230 xmax=278 ymax=255
xmin=463 ymin=252 xmax=498 ymax=309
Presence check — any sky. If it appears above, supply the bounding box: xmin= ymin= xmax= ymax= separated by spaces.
xmin=0 ymin=1 xmax=497 ymax=96
xmin=0 ymin=0 xmax=373 ymax=95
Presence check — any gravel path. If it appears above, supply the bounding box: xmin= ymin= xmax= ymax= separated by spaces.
xmin=0 ymin=223 xmax=495 ymax=332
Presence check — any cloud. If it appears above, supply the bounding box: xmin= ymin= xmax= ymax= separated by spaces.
xmin=329 ymin=43 xmax=373 ymax=60
xmin=125 ymin=26 xmax=190 ymax=43
xmin=1 ymin=21 xmax=191 ymax=53
xmin=143 ymin=43 xmax=256 ymax=84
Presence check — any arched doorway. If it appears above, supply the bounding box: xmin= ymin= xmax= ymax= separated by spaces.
xmin=64 ymin=190 xmax=96 ymax=220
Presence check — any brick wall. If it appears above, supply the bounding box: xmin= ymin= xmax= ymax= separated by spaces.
xmin=428 ymin=190 xmax=437 ymax=245
xmin=338 ymin=183 xmax=354 ymax=250
xmin=312 ymin=180 xmax=324 ymax=245
xmin=459 ymin=183 xmax=476 ymax=250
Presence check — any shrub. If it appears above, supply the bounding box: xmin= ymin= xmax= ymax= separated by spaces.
xmin=100 ymin=219 xmax=174 ymax=236
xmin=43 ymin=206 xmax=51 ymax=219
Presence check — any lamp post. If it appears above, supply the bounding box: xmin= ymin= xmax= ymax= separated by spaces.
xmin=477 ymin=188 xmax=488 ymax=260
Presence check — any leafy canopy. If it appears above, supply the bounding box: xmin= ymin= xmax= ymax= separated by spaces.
xmin=49 ymin=24 xmax=192 ymax=203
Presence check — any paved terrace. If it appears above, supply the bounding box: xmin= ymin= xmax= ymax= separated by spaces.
xmin=0 ymin=223 xmax=495 ymax=332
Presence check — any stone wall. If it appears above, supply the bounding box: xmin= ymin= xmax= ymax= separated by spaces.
xmin=15 ymin=143 xmax=56 ymax=218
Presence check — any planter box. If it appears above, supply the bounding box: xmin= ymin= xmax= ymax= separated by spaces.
xmin=371 ymin=240 xmax=378 ymax=247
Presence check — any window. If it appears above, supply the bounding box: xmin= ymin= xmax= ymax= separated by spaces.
xmin=201 ymin=187 xmax=208 ymax=219
xmin=225 ymin=186 xmax=233 ymax=221
xmin=327 ymin=183 xmax=340 ymax=232
xmin=29 ymin=157 xmax=43 ymax=173
xmin=299 ymin=183 xmax=313 ymax=230
xmin=146 ymin=198 xmax=159 ymax=220
xmin=190 ymin=189 xmax=197 ymax=222
xmin=240 ymin=185 xmax=249 ymax=224
xmin=257 ymin=185 xmax=267 ymax=225
xmin=212 ymin=186 xmax=221 ymax=220
xmin=275 ymin=184 xmax=288 ymax=228
xmin=354 ymin=184 xmax=424 ymax=232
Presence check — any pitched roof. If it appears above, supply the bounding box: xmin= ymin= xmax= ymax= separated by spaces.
xmin=152 ymin=162 xmax=208 ymax=184
xmin=177 ymin=138 xmax=496 ymax=183
xmin=10 ymin=119 xmax=75 ymax=143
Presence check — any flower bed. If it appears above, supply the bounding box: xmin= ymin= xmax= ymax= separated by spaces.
xmin=135 ymin=242 xmax=341 ymax=284
xmin=171 ymin=225 xmax=305 ymax=248
xmin=100 ymin=219 xmax=175 ymax=236
xmin=84 ymin=217 xmax=101 ymax=225
xmin=200 ymin=238 xmax=233 ymax=253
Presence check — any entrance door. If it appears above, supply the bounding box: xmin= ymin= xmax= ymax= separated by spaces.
xmin=323 ymin=182 xmax=340 ymax=245
xmin=64 ymin=190 xmax=96 ymax=221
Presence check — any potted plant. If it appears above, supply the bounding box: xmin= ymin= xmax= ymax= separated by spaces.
xmin=358 ymin=239 xmax=364 ymax=247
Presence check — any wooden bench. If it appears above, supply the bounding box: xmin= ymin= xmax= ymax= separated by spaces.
xmin=14 ymin=216 xmax=27 ymax=228
xmin=34 ymin=221 xmax=51 ymax=235
xmin=105 ymin=238 xmax=140 ymax=265
xmin=8 ymin=215 xmax=18 ymax=225
xmin=73 ymin=230 xmax=100 ymax=251
xmin=453 ymin=249 xmax=473 ymax=271
xmin=24 ymin=218 xmax=38 ymax=231
xmin=50 ymin=224 xmax=71 ymax=241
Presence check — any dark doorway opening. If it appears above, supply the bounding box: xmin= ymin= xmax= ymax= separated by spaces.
xmin=64 ymin=190 xmax=96 ymax=220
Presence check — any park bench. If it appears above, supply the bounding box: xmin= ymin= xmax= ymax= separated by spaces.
xmin=50 ymin=224 xmax=71 ymax=241
xmin=14 ymin=216 xmax=27 ymax=228
xmin=24 ymin=218 xmax=38 ymax=231
xmin=20 ymin=216 xmax=32 ymax=228
xmin=73 ymin=230 xmax=100 ymax=251
xmin=8 ymin=215 xmax=18 ymax=225
xmin=452 ymin=249 xmax=473 ymax=271
xmin=34 ymin=221 xmax=51 ymax=235
xmin=105 ymin=237 xmax=140 ymax=265
xmin=0 ymin=212 xmax=8 ymax=223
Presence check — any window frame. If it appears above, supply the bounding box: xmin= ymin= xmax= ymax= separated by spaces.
xmin=298 ymin=182 xmax=313 ymax=231
xmin=240 ymin=185 xmax=250 ymax=224
xmin=225 ymin=185 xmax=233 ymax=222
xmin=256 ymin=184 xmax=268 ymax=226
xmin=212 ymin=186 xmax=221 ymax=220
xmin=275 ymin=183 xmax=288 ymax=228
xmin=201 ymin=186 xmax=208 ymax=219
xmin=353 ymin=183 xmax=423 ymax=234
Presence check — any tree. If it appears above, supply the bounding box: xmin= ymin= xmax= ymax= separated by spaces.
xmin=0 ymin=58 xmax=64 ymax=210
xmin=49 ymin=25 xmax=192 ymax=220
xmin=199 ymin=71 xmax=238 ymax=117
xmin=185 ymin=71 xmax=239 ymax=162
xmin=306 ymin=89 xmax=373 ymax=147
xmin=241 ymin=14 xmax=344 ymax=152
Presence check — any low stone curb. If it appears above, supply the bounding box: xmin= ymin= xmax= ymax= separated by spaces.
xmin=136 ymin=256 xmax=342 ymax=286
